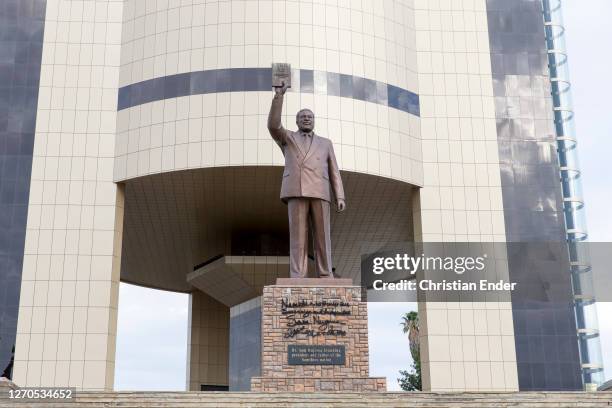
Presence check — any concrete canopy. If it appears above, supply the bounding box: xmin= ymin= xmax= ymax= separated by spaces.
xmin=119 ymin=166 xmax=416 ymax=292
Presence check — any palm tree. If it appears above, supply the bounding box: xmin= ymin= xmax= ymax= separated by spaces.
xmin=398 ymin=311 xmax=421 ymax=391
xmin=400 ymin=311 xmax=419 ymax=363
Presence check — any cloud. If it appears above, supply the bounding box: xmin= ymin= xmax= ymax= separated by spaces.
xmin=563 ymin=0 xmax=612 ymax=382
xmin=114 ymin=284 xmax=189 ymax=391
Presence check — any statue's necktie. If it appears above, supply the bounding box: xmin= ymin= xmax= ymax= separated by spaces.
xmin=300 ymin=133 xmax=312 ymax=155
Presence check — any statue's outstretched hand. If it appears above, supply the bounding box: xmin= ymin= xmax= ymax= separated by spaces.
xmin=275 ymin=81 xmax=289 ymax=96
xmin=337 ymin=199 xmax=346 ymax=212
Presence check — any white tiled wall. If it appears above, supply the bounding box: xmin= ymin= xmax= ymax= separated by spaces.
xmin=114 ymin=0 xmax=422 ymax=187
xmin=14 ymin=0 xmax=125 ymax=391
xmin=114 ymin=92 xmax=423 ymax=187
xmin=413 ymin=0 xmax=518 ymax=391
xmin=119 ymin=0 xmax=418 ymax=92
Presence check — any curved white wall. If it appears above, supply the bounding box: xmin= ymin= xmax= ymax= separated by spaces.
xmin=119 ymin=0 xmax=417 ymax=90
xmin=114 ymin=0 xmax=422 ymax=186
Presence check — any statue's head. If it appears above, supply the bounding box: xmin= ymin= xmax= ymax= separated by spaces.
xmin=296 ymin=109 xmax=315 ymax=133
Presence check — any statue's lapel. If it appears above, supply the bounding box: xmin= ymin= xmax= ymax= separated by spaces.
xmin=289 ymin=132 xmax=306 ymax=157
xmin=303 ymin=134 xmax=319 ymax=163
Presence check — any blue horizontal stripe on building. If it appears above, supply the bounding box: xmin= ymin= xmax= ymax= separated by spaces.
xmin=117 ymin=68 xmax=420 ymax=117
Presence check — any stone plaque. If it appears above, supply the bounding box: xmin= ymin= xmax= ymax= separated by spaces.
xmin=288 ymin=345 xmax=346 ymax=365
xmin=251 ymin=281 xmax=387 ymax=392
xmin=272 ymin=63 xmax=291 ymax=88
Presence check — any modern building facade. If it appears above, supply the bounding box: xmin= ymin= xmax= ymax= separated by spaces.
xmin=0 ymin=0 xmax=601 ymax=392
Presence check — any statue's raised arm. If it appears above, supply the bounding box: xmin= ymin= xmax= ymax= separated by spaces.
xmin=268 ymin=82 xmax=290 ymax=145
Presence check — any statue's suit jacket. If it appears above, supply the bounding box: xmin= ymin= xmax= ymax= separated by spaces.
xmin=268 ymin=95 xmax=345 ymax=204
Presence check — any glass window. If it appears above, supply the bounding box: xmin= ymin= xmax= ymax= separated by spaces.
xmin=191 ymin=70 xmax=217 ymax=94
xmin=352 ymin=76 xmax=365 ymax=101
xmin=363 ymin=78 xmax=377 ymax=103
xmin=339 ymin=74 xmax=352 ymax=98
xmin=130 ymin=84 xmax=144 ymax=108
xmin=0 ymin=41 xmax=16 ymax=64
xmin=376 ymin=81 xmax=387 ymax=105
xmin=151 ymin=77 xmax=165 ymax=103
xmin=216 ymin=69 xmax=232 ymax=93
xmin=488 ymin=0 xmax=582 ymax=390
xmin=0 ymin=0 xmax=45 ymax=379
xmin=230 ymin=68 xmax=245 ymax=92
xmin=313 ymin=70 xmax=327 ymax=94
xmin=387 ymin=85 xmax=406 ymax=111
xmin=300 ymin=69 xmax=313 ymax=93
xmin=139 ymin=78 xmax=155 ymax=105
xmin=408 ymin=93 xmax=420 ymax=116
xmin=387 ymin=85 xmax=418 ymax=114
xmin=258 ymin=68 xmax=272 ymax=91
xmin=163 ymin=73 xmax=190 ymax=99
xmin=118 ymin=87 xmax=131 ymax=110
xmin=118 ymin=68 xmax=420 ymax=117
xmin=327 ymin=72 xmax=340 ymax=97
xmin=244 ymin=68 xmax=269 ymax=92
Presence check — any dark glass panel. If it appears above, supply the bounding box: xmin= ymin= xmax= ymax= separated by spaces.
xmin=352 ymin=76 xmax=365 ymax=101
xmin=313 ymin=70 xmax=327 ymax=94
xmin=531 ymin=363 xmax=546 ymax=389
xmin=117 ymin=69 xmax=420 ymax=118
xmin=140 ymin=77 xmax=163 ymax=105
xmin=491 ymin=54 xmax=504 ymax=74
xmin=0 ymin=41 xmax=16 ymax=63
xmin=229 ymin=68 xmax=245 ymax=92
xmin=299 ymin=69 xmax=313 ymax=93
xmin=376 ymin=81 xmax=387 ymax=105
xmin=387 ymin=85 xmax=419 ymax=116
xmin=244 ymin=68 xmax=270 ymax=91
xmin=118 ymin=87 xmax=131 ymax=110
xmin=32 ymin=0 xmax=46 ymax=20
xmin=487 ymin=0 xmax=582 ymax=390
xmin=561 ymin=363 xmax=581 ymax=389
xmin=326 ymin=72 xmax=340 ymax=97
xmin=515 ymin=332 xmax=528 ymax=356
xmin=516 ymin=52 xmax=530 ymax=75
xmin=216 ymin=69 xmax=232 ymax=93
xmin=339 ymin=73 xmax=352 ymax=98
xmin=191 ymin=70 xmax=217 ymax=94
xmin=164 ymin=72 xmax=190 ymax=99
xmin=229 ymin=303 xmax=262 ymax=390
xmin=544 ymin=338 xmax=559 ymax=360
xmin=410 ymin=94 xmax=420 ymax=116
xmin=129 ymin=84 xmax=142 ymax=108
xmin=517 ymin=362 xmax=532 ymax=386
xmin=387 ymin=85 xmax=402 ymax=111
xmin=528 ymin=335 xmax=545 ymax=362
xmin=363 ymin=78 xmax=377 ymax=103
xmin=0 ymin=0 xmax=45 ymax=379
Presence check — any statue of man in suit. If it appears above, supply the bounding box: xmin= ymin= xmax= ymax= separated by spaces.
xmin=268 ymin=82 xmax=346 ymax=279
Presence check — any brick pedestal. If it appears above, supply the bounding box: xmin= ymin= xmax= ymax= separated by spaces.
xmin=250 ymin=279 xmax=386 ymax=392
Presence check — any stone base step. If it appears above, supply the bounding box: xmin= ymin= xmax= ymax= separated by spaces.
xmin=251 ymin=376 xmax=387 ymax=392
xmin=1 ymin=391 xmax=611 ymax=408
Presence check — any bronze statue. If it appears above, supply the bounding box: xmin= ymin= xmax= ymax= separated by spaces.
xmin=268 ymin=82 xmax=346 ymax=279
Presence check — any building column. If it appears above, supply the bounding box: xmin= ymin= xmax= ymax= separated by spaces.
xmin=13 ymin=184 xmax=124 ymax=390
xmin=186 ymin=290 xmax=229 ymax=391
xmin=12 ymin=0 xmax=124 ymax=390
xmin=413 ymin=0 xmax=518 ymax=391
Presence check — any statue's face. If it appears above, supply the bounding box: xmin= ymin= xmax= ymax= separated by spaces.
xmin=296 ymin=109 xmax=315 ymax=133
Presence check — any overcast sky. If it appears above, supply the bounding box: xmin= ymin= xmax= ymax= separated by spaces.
xmin=114 ymin=1 xmax=612 ymax=391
